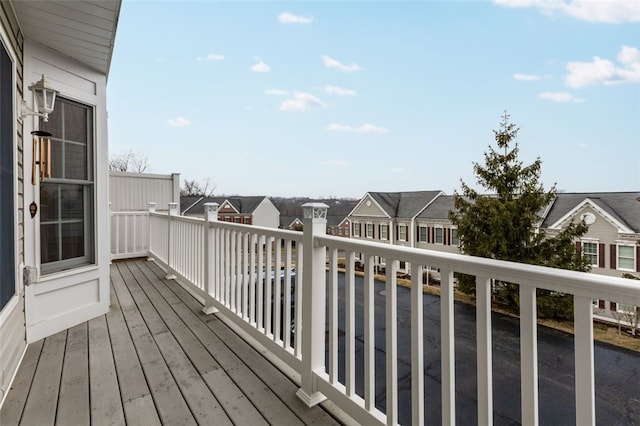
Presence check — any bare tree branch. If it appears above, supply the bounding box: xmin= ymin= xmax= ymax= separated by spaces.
xmin=108 ymin=150 xmax=149 ymax=173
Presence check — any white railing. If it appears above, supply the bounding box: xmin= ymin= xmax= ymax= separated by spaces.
xmin=110 ymin=210 xmax=150 ymax=260
xmin=142 ymin=202 xmax=640 ymax=426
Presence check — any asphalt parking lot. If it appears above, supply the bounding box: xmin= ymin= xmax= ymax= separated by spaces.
xmin=326 ymin=273 xmax=640 ymax=425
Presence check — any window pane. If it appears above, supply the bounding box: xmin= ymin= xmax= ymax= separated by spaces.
xmin=618 ymin=246 xmax=635 ymax=270
xmin=40 ymin=183 xmax=59 ymax=221
xmin=40 ymin=107 xmax=62 ymax=137
xmin=65 ymin=143 xmax=87 ymax=180
xmin=64 ymin=102 xmax=88 ymax=143
xmin=435 ymin=228 xmax=443 ymax=243
xmin=60 ymin=184 xmax=84 ymax=219
xmin=62 ymin=222 xmax=84 ymax=260
xmin=49 ymin=139 xmax=63 ymax=178
xmin=41 ymin=224 xmax=60 ymax=263
xmin=452 ymin=229 xmax=459 ymax=245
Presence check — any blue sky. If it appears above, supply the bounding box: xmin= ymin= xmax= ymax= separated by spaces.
xmin=107 ymin=0 xmax=640 ymax=198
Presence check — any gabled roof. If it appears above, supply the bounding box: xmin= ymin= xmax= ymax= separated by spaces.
xmin=273 ymin=197 xmax=359 ymax=228
xmin=542 ymin=192 xmax=640 ymax=233
xmin=12 ymin=0 xmax=122 ymax=75
xmin=182 ymin=196 xmax=269 ymax=216
xmin=416 ymin=195 xmax=455 ymax=220
xmin=180 ymin=196 xmax=203 ymax=215
xmin=363 ymin=190 xmax=443 ymax=219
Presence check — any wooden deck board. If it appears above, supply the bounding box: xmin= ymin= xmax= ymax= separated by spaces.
xmin=88 ymin=314 xmax=126 ymax=425
xmin=129 ymin=261 xmax=271 ymax=426
xmin=20 ymin=330 xmax=65 ymax=426
xmin=0 ymin=260 xmax=340 ymax=426
xmin=139 ymin=260 xmax=340 ymax=426
xmin=111 ymin=264 xmax=198 ymax=426
xmin=0 ymin=339 xmax=44 ymax=425
xmin=56 ymin=322 xmax=90 ymax=425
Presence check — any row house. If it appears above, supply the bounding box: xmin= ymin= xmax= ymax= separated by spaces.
xmin=182 ymin=196 xmax=280 ymax=228
xmin=274 ymin=197 xmax=358 ymax=236
xmin=348 ymin=190 xmax=444 ymax=271
xmin=350 ymin=189 xmax=640 ymax=319
xmin=540 ymin=192 xmax=640 ymax=316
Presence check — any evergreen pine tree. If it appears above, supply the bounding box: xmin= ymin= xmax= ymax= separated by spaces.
xmin=449 ymin=113 xmax=590 ymax=319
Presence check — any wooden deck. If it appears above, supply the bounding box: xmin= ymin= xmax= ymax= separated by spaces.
xmin=1 ymin=260 xmax=340 ymax=426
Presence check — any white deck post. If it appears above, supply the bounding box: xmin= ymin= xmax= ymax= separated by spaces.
xmin=203 ymin=202 xmax=219 ymax=314
xmin=296 ymin=202 xmax=328 ymax=407
xmin=147 ymin=202 xmax=156 ymax=261
xmin=165 ymin=202 xmax=178 ymax=280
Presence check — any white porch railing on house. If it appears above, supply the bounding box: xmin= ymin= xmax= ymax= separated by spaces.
xmin=110 ymin=210 xmax=150 ymax=260
xmin=112 ymin=202 xmax=640 ymax=426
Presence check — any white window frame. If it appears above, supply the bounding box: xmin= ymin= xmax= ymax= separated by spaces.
xmin=366 ymin=223 xmax=374 ymax=239
xmin=617 ymin=303 xmax=636 ymax=314
xmin=353 ymin=222 xmax=361 ymax=237
xmin=617 ymin=243 xmax=636 ymax=272
xmin=419 ymin=226 xmax=427 ymax=242
xmin=451 ymin=227 xmax=460 ymax=246
xmin=380 ymin=224 xmax=388 ymax=240
xmin=434 ymin=226 xmax=444 ymax=245
xmin=398 ymin=226 xmax=407 ymax=242
xmin=582 ymin=240 xmax=598 ymax=267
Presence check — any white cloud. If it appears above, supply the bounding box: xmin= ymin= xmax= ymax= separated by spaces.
xmin=538 ymin=92 xmax=585 ymax=103
xmin=565 ymin=46 xmax=640 ymax=88
xmin=265 ymin=89 xmax=289 ymax=96
xmin=319 ymin=159 xmax=349 ymax=167
xmin=280 ymin=92 xmax=327 ymax=112
xmin=197 ymin=53 xmax=224 ymax=61
xmin=325 ymin=85 xmax=357 ymax=96
xmin=513 ymin=73 xmax=541 ymax=81
xmin=251 ymin=57 xmax=271 ymax=73
xmin=322 ymin=56 xmax=362 ymax=72
xmin=167 ymin=116 xmax=192 ymax=127
xmin=278 ymin=12 xmax=313 ymax=24
xmin=494 ymin=0 xmax=640 ymax=23
xmin=326 ymin=123 xmax=389 ymax=133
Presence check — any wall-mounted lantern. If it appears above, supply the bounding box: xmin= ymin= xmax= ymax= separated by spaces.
xmin=21 ymin=75 xmax=59 ymax=122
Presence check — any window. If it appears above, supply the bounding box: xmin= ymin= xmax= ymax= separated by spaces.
xmin=40 ymin=98 xmax=95 ymax=274
xmin=451 ymin=228 xmax=460 ymax=246
xmin=234 ymin=217 xmax=241 ymax=223
xmin=0 ymin=40 xmax=15 ymax=309
xmin=354 ymin=223 xmax=361 ymax=237
xmin=380 ymin=225 xmax=388 ymax=240
xmin=583 ymin=242 xmax=598 ymax=266
xmin=366 ymin=223 xmax=374 ymax=238
xmin=419 ymin=227 xmax=427 ymax=242
xmin=617 ymin=303 xmax=636 ymax=314
xmin=434 ymin=227 xmax=443 ymax=244
xmin=338 ymin=228 xmax=343 ymax=236
xmin=398 ymin=226 xmax=407 ymax=241
xmin=618 ymin=245 xmax=635 ymax=271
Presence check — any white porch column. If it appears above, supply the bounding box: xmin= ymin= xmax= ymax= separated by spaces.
xmin=203 ymin=203 xmax=219 ymax=314
xmin=296 ymin=202 xmax=329 ymax=407
xmin=165 ymin=202 xmax=178 ymax=279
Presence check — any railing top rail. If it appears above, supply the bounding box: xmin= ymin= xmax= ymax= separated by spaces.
xmin=149 ymin=211 xmax=206 ymax=225
xmin=209 ymin=221 xmax=304 ymax=242
xmin=111 ymin=210 xmax=150 ymax=215
xmin=317 ymin=234 xmax=640 ymax=305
